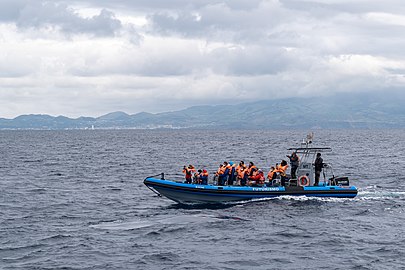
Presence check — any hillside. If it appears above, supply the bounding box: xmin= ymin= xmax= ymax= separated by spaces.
xmin=1 ymin=94 xmax=404 ymax=129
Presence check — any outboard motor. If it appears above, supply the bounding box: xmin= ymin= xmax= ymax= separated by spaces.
xmin=330 ymin=176 xmax=350 ymax=186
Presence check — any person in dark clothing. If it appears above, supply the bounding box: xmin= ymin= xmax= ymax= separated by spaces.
xmin=286 ymin=152 xmax=299 ymax=179
xmin=243 ymin=162 xmax=257 ymax=186
xmin=218 ymin=161 xmax=230 ymax=186
xmin=228 ymin=161 xmax=236 ymax=185
xmin=183 ymin=165 xmax=195 ymax=184
xmin=267 ymin=166 xmax=277 ymax=185
xmin=314 ymin=153 xmax=323 ymax=186
xmin=200 ymin=169 xmax=209 ymax=185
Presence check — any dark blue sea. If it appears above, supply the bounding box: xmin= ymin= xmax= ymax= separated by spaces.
xmin=1 ymin=130 xmax=404 ymax=270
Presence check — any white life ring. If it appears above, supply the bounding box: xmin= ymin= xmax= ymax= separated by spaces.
xmin=299 ymin=175 xmax=310 ymax=186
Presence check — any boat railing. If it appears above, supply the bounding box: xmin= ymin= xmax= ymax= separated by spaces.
xmin=144 ymin=173 xmax=165 ymax=197
xmin=145 ymin=173 xmax=165 ymax=180
xmin=288 ymin=147 xmax=332 ymax=152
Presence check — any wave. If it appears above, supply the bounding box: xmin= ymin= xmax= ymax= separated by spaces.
xmin=246 ymin=195 xmax=353 ymax=203
xmin=0 ymin=243 xmax=43 ymax=252
xmin=357 ymin=189 xmax=405 ymax=200
xmin=142 ymin=252 xmax=180 ymax=262
xmin=90 ymin=213 xmax=245 ymax=231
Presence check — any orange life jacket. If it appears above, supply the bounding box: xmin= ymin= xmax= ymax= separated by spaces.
xmin=249 ymin=171 xmax=265 ymax=184
xmin=216 ymin=166 xmax=225 ymax=176
xmin=246 ymin=165 xmax=257 ymax=176
xmin=228 ymin=164 xmax=236 ymax=175
xmin=267 ymin=170 xmax=276 ymax=180
xmin=236 ymin=165 xmax=246 ymax=178
xmin=237 ymin=169 xmax=245 ymax=179
xmin=189 ymin=166 xmax=196 ymax=173
xmin=276 ymin=165 xmax=288 ymax=176
xmin=183 ymin=168 xmax=192 ymax=179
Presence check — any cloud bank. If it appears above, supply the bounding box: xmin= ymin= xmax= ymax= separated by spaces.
xmin=0 ymin=0 xmax=404 ymax=118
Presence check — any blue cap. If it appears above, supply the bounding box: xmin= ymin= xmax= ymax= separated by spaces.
xmin=229 ymin=161 xmax=234 ymax=165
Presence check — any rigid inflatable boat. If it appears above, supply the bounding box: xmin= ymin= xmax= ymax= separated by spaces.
xmin=144 ymin=134 xmax=358 ymax=204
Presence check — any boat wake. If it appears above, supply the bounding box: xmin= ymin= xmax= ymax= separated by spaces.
xmin=356 ymin=185 xmax=405 ymax=201
xmin=244 ymin=195 xmax=358 ymax=204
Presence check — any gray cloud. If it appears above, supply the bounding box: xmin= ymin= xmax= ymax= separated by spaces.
xmin=281 ymin=0 xmax=405 ymax=15
xmin=0 ymin=0 xmax=27 ymax=22
xmin=1 ymin=0 xmax=405 ymax=117
xmin=148 ymin=2 xmax=287 ymax=43
xmin=0 ymin=0 xmax=123 ymax=36
xmin=73 ymin=0 xmax=263 ymax=12
xmin=17 ymin=2 xmax=122 ymax=36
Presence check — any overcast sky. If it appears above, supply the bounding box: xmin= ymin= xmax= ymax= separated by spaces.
xmin=1 ymin=0 xmax=405 ymax=118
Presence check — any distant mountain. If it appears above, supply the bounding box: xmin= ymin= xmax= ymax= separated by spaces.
xmin=1 ymin=94 xmax=404 ymax=129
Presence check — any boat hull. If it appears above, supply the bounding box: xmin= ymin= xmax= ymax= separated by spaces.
xmin=144 ymin=177 xmax=358 ymax=204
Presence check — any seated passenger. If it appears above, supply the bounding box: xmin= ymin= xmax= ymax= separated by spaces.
xmin=243 ymin=162 xmax=257 ymax=186
xmin=194 ymin=169 xmax=203 ymax=184
xmin=200 ymin=169 xmax=209 ymax=185
xmin=215 ymin=164 xmax=224 ymax=185
xmin=236 ymin=161 xmax=246 ymax=186
xmin=248 ymin=168 xmax=265 ymax=186
xmin=247 ymin=167 xmax=257 ymax=186
xmin=216 ymin=163 xmax=229 ymax=186
xmin=275 ymin=160 xmax=289 ymax=186
xmin=257 ymin=169 xmax=265 ymax=185
xmin=267 ymin=166 xmax=277 ymax=186
xmin=221 ymin=161 xmax=230 ymax=185
xmin=227 ymin=161 xmax=236 ymax=185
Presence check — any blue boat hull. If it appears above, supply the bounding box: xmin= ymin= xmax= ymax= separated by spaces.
xmin=143 ymin=177 xmax=358 ymax=204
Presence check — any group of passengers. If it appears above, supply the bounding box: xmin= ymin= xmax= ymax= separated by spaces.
xmin=183 ymin=152 xmax=300 ymax=187
xmin=182 ymin=165 xmax=208 ymax=185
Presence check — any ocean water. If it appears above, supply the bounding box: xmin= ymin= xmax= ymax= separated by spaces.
xmin=0 ymin=129 xmax=404 ymax=270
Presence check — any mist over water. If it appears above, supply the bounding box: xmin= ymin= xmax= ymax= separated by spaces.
xmin=1 ymin=130 xmax=404 ymax=269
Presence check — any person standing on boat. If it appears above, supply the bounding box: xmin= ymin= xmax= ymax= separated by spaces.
xmin=183 ymin=165 xmax=195 ymax=184
xmin=286 ymin=152 xmax=299 ymax=179
xmin=314 ymin=153 xmax=323 ymax=186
